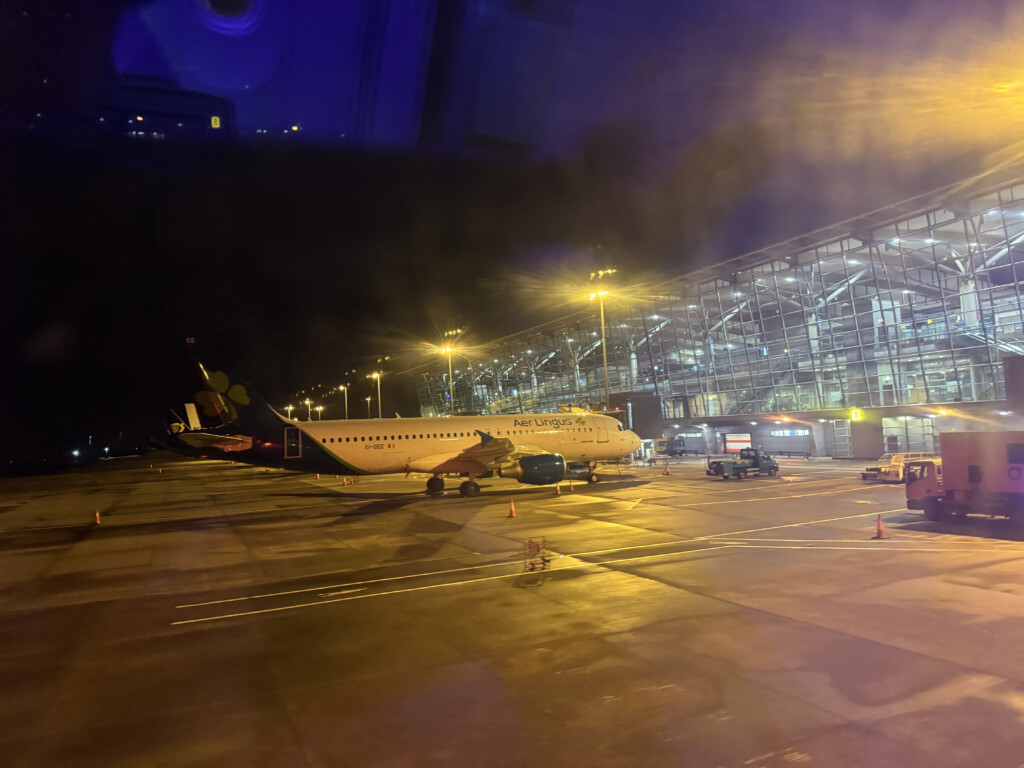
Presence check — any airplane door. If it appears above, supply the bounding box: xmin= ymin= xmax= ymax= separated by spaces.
xmin=284 ymin=427 xmax=302 ymax=459
xmin=598 ymin=427 xmax=609 ymax=443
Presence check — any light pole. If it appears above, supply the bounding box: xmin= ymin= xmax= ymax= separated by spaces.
xmin=315 ymin=405 xmax=324 ymax=420
xmin=589 ymin=288 xmax=610 ymax=408
xmin=367 ymin=372 xmax=382 ymax=418
xmin=441 ymin=345 xmax=455 ymax=413
xmin=303 ymin=398 xmax=312 ymax=420
xmin=284 ymin=404 xmax=295 ymax=420
xmin=440 ymin=328 xmax=462 ymax=415
xmin=365 ymin=396 xmax=372 ymax=419
xmin=338 ymin=385 xmax=348 ymax=419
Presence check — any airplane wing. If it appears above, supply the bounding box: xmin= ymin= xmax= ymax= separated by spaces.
xmin=174 ymin=432 xmax=254 ymax=452
xmin=405 ymin=430 xmax=545 ymax=475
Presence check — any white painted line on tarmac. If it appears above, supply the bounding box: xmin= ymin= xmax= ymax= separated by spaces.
xmin=174 ymin=508 xmax=916 ymax=611
xmin=172 ymin=571 xmax=524 ymax=624
xmin=177 ymin=558 xmax=524 ymax=608
xmin=694 ymin=486 xmax=893 ymax=506
xmin=721 ymin=543 xmax=1024 ymax=554
xmin=691 ymin=508 xmax=908 ymax=540
xmin=171 ymin=545 xmax=736 ymax=626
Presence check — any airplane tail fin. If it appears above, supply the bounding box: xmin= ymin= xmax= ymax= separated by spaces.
xmin=177 ymin=339 xmax=341 ymax=472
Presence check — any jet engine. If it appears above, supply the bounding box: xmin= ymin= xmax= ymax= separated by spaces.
xmin=498 ymin=454 xmax=566 ymax=485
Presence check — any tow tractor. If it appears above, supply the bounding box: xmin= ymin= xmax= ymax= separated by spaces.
xmin=706 ymin=448 xmax=780 ymax=480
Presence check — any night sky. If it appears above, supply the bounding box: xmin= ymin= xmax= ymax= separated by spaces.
xmin=3 ymin=0 xmax=1022 ymax=469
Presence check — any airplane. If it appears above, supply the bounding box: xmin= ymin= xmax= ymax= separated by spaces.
xmin=173 ymin=342 xmax=643 ymax=497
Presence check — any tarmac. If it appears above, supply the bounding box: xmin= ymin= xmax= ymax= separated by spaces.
xmin=4 ymin=451 xmax=1024 ymax=767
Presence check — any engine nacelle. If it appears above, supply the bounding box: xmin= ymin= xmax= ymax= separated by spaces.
xmin=499 ymin=454 xmax=566 ymax=485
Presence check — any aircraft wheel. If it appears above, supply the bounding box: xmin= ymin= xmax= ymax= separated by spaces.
xmin=587 ymin=473 xmax=598 ymax=484
xmin=426 ymin=476 xmax=444 ymax=495
xmin=459 ymin=481 xmax=480 ymax=498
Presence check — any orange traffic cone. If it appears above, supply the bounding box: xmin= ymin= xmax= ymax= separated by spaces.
xmin=872 ymin=514 xmax=888 ymax=540
xmin=508 ymin=500 xmax=517 ymax=518
xmin=316 ymin=473 xmax=320 ymax=480
xmin=555 ymin=483 xmax=561 ymax=496
xmin=94 ymin=510 xmax=101 ymax=525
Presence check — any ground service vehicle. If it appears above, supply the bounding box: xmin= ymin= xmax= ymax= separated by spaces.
xmin=906 ymin=431 xmax=1024 ymax=522
xmin=655 ymin=436 xmax=685 ymax=457
xmin=861 ymin=451 xmax=934 ymax=483
xmin=706 ymin=448 xmax=779 ymax=479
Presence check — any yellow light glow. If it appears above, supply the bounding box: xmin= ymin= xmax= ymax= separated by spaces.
xmin=210 ymin=115 xmax=221 ymax=129
xmin=850 ymin=408 xmax=864 ymax=421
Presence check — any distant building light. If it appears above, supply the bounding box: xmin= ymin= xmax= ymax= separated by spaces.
xmin=211 ymin=115 xmax=222 ymax=129
xmin=135 ymin=115 xmax=143 ymax=121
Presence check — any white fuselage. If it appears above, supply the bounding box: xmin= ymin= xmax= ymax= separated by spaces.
xmin=294 ymin=413 xmax=642 ymax=474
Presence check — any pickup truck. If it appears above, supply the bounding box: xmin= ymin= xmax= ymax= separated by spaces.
xmin=706 ymin=448 xmax=780 ymax=480
xmin=861 ymin=451 xmax=934 ymax=483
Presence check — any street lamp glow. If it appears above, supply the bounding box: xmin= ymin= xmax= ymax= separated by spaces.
xmin=365 ymin=395 xmax=372 ymax=419
xmin=315 ymin=405 xmax=324 ymax=420
xmin=284 ymin=404 xmax=295 ymax=420
xmin=303 ymin=398 xmax=312 ymax=420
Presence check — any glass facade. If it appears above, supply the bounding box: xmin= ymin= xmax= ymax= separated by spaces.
xmin=416 ymin=175 xmax=1024 ymax=424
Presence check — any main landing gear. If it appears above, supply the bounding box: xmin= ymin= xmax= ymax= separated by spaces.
xmin=424 ymin=475 xmax=481 ymax=497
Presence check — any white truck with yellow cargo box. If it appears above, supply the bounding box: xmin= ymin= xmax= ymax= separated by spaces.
xmin=905 ymin=431 xmax=1024 ymax=522
xmin=861 ymin=451 xmax=934 ymax=483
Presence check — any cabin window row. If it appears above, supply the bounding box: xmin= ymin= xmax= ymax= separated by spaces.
xmin=321 ymin=427 xmax=595 ymax=444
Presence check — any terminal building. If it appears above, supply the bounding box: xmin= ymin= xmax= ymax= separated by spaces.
xmin=415 ymin=169 xmax=1024 ymax=458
